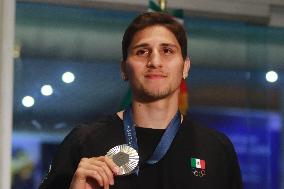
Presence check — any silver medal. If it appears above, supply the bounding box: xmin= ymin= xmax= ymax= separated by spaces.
xmin=106 ymin=144 xmax=139 ymax=175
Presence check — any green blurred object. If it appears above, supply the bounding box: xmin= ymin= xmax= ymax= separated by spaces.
xmin=119 ymin=88 xmax=132 ymax=111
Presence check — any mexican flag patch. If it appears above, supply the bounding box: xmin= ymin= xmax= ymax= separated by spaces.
xmin=191 ymin=158 xmax=206 ymax=169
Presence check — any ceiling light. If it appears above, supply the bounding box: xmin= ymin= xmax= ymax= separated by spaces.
xmin=41 ymin=85 xmax=53 ymax=96
xmin=62 ymin=71 xmax=75 ymax=83
xmin=266 ymin=70 xmax=278 ymax=83
xmin=22 ymin=96 xmax=35 ymax=108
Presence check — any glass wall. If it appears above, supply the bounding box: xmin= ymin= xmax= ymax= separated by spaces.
xmin=13 ymin=2 xmax=283 ymax=189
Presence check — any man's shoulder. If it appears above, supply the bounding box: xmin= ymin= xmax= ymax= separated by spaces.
xmin=81 ymin=114 xmax=120 ymax=129
xmin=182 ymin=118 xmax=234 ymax=150
xmin=67 ymin=114 xmax=122 ymax=141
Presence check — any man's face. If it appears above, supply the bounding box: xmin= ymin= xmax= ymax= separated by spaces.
xmin=123 ymin=25 xmax=190 ymax=102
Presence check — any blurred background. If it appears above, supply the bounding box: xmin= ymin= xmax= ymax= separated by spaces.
xmin=2 ymin=0 xmax=284 ymax=188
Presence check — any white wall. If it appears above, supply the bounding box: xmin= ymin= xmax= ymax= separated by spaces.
xmin=0 ymin=0 xmax=15 ymax=188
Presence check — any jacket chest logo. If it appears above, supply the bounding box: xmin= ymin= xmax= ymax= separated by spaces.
xmin=190 ymin=157 xmax=206 ymax=177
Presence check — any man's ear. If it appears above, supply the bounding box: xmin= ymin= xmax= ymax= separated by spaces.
xmin=120 ymin=60 xmax=128 ymax=81
xmin=183 ymin=57 xmax=190 ymax=79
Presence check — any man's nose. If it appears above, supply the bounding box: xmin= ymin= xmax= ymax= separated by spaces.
xmin=146 ymin=50 xmax=162 ymax=68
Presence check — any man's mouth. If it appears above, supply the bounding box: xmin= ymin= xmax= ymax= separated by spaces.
xmin=144 ymin=73 xmax=167 ymax=79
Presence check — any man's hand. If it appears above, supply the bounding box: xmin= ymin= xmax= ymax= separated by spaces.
xmin=69 ymin=156 xmax=119 ymax=189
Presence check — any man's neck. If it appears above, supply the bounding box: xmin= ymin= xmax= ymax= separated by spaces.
xmin=131 ymin=96 xmax=179 ymax=129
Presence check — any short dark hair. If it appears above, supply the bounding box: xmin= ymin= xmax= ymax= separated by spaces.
xmin=122 ymin=12 xmax=188 ymax=61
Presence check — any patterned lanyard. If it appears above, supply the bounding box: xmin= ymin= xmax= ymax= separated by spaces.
xmin=123 ymin=106 xmax=181 ymax=165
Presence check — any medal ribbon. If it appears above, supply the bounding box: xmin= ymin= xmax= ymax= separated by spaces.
xmin=123 ymin=106 xmax=181 ymax=166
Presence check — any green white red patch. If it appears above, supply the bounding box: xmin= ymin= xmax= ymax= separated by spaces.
xmin=190 ymin=157 xmax=206 ymax=177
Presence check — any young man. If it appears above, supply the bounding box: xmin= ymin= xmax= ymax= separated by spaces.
xmin=39 ymin=12 xmax=243 ymax=189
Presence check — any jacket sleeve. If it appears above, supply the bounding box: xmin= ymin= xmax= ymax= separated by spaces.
xmin=39 ymin=127 xmax=82 ymax=189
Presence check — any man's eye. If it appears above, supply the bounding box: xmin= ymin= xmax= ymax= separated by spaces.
xmin=136 ymin=49 xmax=149 ymax=56
xmin=163 ymin=48 xmax=173 ymax=54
